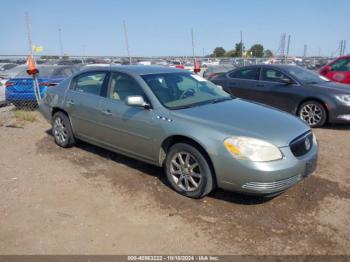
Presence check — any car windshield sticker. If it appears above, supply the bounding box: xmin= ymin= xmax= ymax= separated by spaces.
xmin=191 ymin=74 xmax=207 ymax=82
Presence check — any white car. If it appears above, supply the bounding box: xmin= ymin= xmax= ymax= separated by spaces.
xmin=0 ymin=65 xmax=25 ymax=105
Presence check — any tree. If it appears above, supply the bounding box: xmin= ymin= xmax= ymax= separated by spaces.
xmin=225 ymin=49 xmax=237 ymax=57
xmin=264 ymin=49 xmax=274 ymax=58
xmin=249 ymin=44 xmax=264 ymax=57
xmin=234 ymin=42 xmax=245 ymax=57
xmin=212 ymin=47 xmax=226 ymax=57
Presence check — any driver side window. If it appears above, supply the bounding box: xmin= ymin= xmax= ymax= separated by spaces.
xmin=261 ymin=68 xmax=291 ymax=83
xmin=108 ymin=73 xmax=145 ymax=101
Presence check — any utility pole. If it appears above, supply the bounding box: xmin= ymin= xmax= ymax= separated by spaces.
xmin=278 ymin=33 xmax=286 ymax=63
xmin=339 ymin=40 xmax=347 ymax=56
xmin=123 ymin=20 xmax=131 ymax=64
xmin=343 ymin=40 xmax=347 ymax=55
xmin=303 ymin=44 xmax=307 ymax=58
xmin=191 ymin=28 xmax=195 ymax=61
xmin=58 ymin=28 xmax=64 ymax=57
xmin=285 ymin=35 xmax=291 ymax=63
xmin=240 ymin=30 xmax=243 ymax=58
xmin=202 ymin=48 xmax=205 ymax=57
xmin=25 ymin=12 xmax=33 ymax=55
xmin=82 ymin=44 xmax=86 ymax=63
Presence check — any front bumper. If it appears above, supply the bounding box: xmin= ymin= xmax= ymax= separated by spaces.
xmin=212 ymin=141 xmax=318 ymax=195
xmin=328 ymin=103 xmax=350 ymax=123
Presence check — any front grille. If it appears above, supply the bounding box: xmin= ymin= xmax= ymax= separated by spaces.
xmin=242 ymin=174 xmax=301 ymax=191
xmin=290 ymin=131 xmax=313 ymax=157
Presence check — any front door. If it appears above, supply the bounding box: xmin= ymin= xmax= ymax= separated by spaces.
xmin=98 ymin=72 xmax=157 ymax=161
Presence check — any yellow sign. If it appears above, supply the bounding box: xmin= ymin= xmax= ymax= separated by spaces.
xmin=32 ymin=45 xmax=44 ymax=53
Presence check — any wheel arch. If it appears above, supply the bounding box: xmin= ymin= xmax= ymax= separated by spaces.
xmin=296 ymin=97 xmax=329 ymax=121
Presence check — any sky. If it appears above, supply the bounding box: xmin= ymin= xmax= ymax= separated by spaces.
xmin=0 ymin=0 xmax=349 ymax=57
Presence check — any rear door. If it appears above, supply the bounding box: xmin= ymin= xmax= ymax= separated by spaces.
xmin=325 ymin=57 xmax=350 ymax=84
xmin=64 ymin=71 xmax=109 ymax=141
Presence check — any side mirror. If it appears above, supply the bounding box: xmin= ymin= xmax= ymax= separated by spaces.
xmin=280 ymin=78 xmax=293 ymax=85
xmin=126 ymin=96 xmax=150 ymax=109
xmin=320 ymin=65 xmax=332 ymax=75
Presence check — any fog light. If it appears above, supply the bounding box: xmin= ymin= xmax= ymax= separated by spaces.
xmin=337 ymin=114 xmax=350 ymax=121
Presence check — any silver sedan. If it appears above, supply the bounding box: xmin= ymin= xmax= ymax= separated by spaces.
xmin=40 ymin=65 xmax=318 ymax=198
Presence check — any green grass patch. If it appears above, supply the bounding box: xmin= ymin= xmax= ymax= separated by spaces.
xmin=14 ymin=110 xmax=38 ymax=123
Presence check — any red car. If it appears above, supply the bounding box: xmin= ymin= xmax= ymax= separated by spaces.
xmin=320 ymin=55 xmax=350 ymax=84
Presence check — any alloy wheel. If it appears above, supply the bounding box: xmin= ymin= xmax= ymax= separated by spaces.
xmin=53 ymin=116 xmax=67 ymax=145
xmin=170 ymin=152 xmax=202 ymax=192
xmin=299 ymin=103 xmax=323 ymax=126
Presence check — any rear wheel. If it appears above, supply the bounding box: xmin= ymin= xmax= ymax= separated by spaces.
xmin=52 ymin=111 xmax=76 ymax=148
xmin=298 ymin=100 xmax=327 ymax=128
xmin=165 ymin=143 xmax=214 ymax=198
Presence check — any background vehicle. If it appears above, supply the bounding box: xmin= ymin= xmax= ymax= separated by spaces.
xmin=40 ymin=65 xmax=317 ymax=198
xmin=320 ymin=55 xmax=350 ymax=85
xmin=203 ymin=65 xmax=235 ymax=80
xmin=0 ymin=63 xmax=18 ymax=71
xmin=0 ymin=65 xmax=25 ymax=105
xmin=5 ymin=65 xmax=79 ymax=108
xmin=212 ymin=65 xmax=350 ymax=127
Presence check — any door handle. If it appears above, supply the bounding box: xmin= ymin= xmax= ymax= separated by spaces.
xmin=66 ymin=100 xmax=75 ymax=105
xmin=257 ymin=84 xmax=265 ymax=87
xmin=101 ymin=109 xmax=112 ymax=116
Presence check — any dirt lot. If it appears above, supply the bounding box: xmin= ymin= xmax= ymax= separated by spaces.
xmin=0 ymin=107 xmax=350 ymax=255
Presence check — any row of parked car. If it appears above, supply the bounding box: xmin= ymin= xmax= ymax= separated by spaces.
xmin=1 ymin=55 xmax=349 ymax=127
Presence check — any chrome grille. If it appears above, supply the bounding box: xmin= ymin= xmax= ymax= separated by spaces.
xmin=290 ymin=131 xmax=313 ymax=157
xmin=242 ymin=174 xmax=301 ymax=191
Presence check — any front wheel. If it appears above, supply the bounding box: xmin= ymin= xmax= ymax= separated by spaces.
xmin=165 ymin=143 xmax=214 ymax=198
xmin=298 ymin=100 xmax=327 ymax=128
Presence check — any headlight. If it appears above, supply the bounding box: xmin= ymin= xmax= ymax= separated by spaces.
xmin=335 ymin=95 xmax=350 ymax=106
xmin=224 ymin=136 xmax=283 ymax=162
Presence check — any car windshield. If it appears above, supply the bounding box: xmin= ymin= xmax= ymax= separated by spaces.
xmin=15 ymin=66 xmax=58 ymax=78
xmin=285 ymin=66 xmax=330 ymax=84
xmin=142 ymin=73 xmax=232 ymax=109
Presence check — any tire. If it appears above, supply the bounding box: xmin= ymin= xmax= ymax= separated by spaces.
xmin=165 ymin=143 xmax=214 ymax=198
xmin=298 ymin=100 xmax=327 ymax=128
xmin=52 ymin=111 xmax=76 ymax=148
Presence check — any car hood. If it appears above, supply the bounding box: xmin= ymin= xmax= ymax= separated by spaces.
xmin=170 ymin=99 xmax=310 ymax=147
xmin=310 ymin=81 xmax=350 ymax=93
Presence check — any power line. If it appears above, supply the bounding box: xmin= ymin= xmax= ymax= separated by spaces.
xmin=123 ymin=20 xmax=131 ymax=64
xmin=58 ymin=28 xmax=63 ymax=57
xmin=25 ymin=12 xmax=32 ymax=55
xmin=191 ymin=28 xmax=195 ymax=60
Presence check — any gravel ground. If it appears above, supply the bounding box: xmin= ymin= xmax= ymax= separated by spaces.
xmin=0 ymin=108 xmax=349 ymax=255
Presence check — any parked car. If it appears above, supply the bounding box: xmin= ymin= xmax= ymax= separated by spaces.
xmin=319 ymin=55 xmax=350 ymax=85
xmin=0 ymin=65 xmax=25 ymax=105
xmin=203 ymin=65 xmax=235 ymax=80
xmin=211 ymin=65 xmax=350 ymax=127
xmin=0 ymin=63 xmax=18 ymax=71
xmin=5 ymin=65 xmax=79 ymax=108
xmin=40 ymin=65 xmax=318 ymax=198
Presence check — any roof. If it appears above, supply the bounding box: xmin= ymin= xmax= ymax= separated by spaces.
xmin=82 ymin=65 xmax=187 ymax=75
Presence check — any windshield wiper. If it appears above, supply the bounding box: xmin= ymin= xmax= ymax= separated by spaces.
xmin=210 ymin=97 xmax=233 ymax=104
